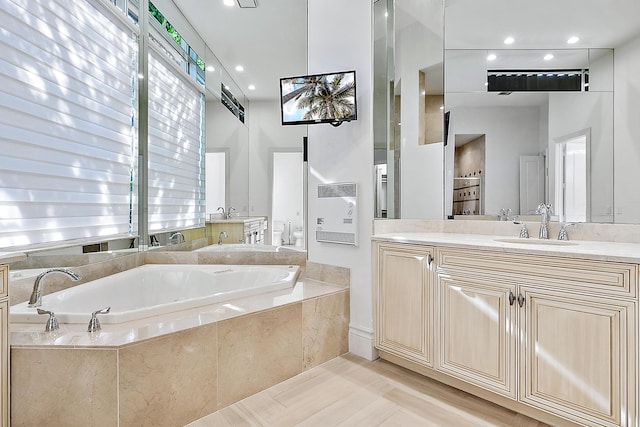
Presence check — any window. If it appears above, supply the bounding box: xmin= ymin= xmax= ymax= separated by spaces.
xmin=0 ymin=0 xmax=138 ymax=249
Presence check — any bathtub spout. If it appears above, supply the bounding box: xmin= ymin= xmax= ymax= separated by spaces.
xmin=218 ymin=231 xmax=229 ymax=245
xmin=28 ymin=268 xmax=81 ymax=308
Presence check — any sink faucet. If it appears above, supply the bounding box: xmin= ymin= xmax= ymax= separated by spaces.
xmin=226 ymin=207 xmax=236 ymax=219
xmin=218 ymin=231 xmax=228 ymax=245
xmin=169 ymin=231 xmax=185 ymax=244
xmin=535 ymin=203 xmax=553 ymax=239
xmin=28 ymin=268 xmax=81 ymax=308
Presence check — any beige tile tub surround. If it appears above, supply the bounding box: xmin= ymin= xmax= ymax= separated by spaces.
xmin=217 ymin=304 xmax=303 ymax=408
xmin=302 ymin=290 xmax=350 ymax=370
xmin=11 ymin=348 xmax=118 ymax=427
xmin=119 ymin=324 xmax=218 ymax=426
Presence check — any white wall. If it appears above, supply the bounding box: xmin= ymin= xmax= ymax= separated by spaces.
xmin=247 ymin=101 xmax=307 ymax=221
xmin=446 ymin=106 xmax=541 ymax=216
xmin=205 ymin=152 xmax=225 ymax=215
xmin=307 ymin=0 xmax=375 ymax=360
xmin=206 ymin=100 xmax=249 ymax=215
xmin=614 ymin=34 xmax=640 ymax=223
xmin=396 ymin=20 xmax=444 ymax=219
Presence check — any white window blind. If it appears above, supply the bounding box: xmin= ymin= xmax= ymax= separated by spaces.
xmin=0 ymin=0 xmax=138 ymax=249
xmin=148 ymin=49 xmax=205 ymax=232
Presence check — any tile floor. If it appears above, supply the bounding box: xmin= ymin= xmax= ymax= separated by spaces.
xmin=188 ymin=354 xmax=550 ymax=427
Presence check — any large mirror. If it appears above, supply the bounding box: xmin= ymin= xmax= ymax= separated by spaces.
xmin=7 ymin=0 xmax=309 ymax=282
xmin=375 ymin=0 xmax=640 ymax=224
xmin=182 ymin=0 xmax=309 ymax=246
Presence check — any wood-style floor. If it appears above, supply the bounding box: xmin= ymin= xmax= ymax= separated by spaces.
xmin=187 ymin=354 xmax=550 ymax=427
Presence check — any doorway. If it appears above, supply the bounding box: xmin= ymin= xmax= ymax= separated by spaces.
xmin=554 ymin=129 xmax=590 ymax=222
xmin=271 ymin=151 xmax=304 ymax=247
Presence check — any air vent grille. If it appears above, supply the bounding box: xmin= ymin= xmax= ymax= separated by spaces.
xmin=318 ymin=183 xmax=357 ymax=198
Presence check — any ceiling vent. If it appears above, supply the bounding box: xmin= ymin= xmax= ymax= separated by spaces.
xmin=237 ymin=0 xmax=257 ymax=7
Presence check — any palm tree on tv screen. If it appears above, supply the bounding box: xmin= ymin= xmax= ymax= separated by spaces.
xmin=294 ymin=74 xmax=355 ymax=121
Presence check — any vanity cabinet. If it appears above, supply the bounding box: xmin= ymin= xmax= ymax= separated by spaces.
xmin=519 ymin=286 xmax=634 ymax=427
xmin=0 ymin=265 xmax=8 ymax=427
xmin=436 ymin=248 xmax=636 ymax=427
xmin=374 ymin=242 xmax=638 ymax=427
xmin=206 ymin=217 xmax=266 ymax=244
xmin=437 ymin=273 xmax=517 ymax=398
xmin=373 ymin=243 xmax=435 ymax=367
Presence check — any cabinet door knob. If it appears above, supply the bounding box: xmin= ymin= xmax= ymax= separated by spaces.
xmin=427 ymin=254 xmax=433 ymax=267
xmin=517 ymin=293 xmax=525 ymax=308
xmin=509 ymin=290 xmax=516 ymax=306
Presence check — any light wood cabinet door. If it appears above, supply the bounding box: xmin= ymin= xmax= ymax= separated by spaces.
xmin=437 ymin=274 xmax=517 ymax=398
xmin=0 ymin=300 xmax=7 ymax=427
xmin=375 ymin=244 xmax=434 ymax=367
xmin=520 ymin=286 xmax=636 ymax=427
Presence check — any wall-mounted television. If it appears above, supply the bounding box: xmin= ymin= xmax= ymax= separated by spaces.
xmin=280 ymin=70 xmax=357 ymax=126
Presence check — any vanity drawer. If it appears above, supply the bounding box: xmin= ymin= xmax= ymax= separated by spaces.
xmin=0 ymin=266 xmax=6 ymax=299
xmin=437 ymin=249 xmax=637 ymax=298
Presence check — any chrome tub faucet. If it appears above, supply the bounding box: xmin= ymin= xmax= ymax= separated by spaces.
xmin=169 ymin=231 xmax=185 ymax=244
xmin=28 ymin=268 xmax=81 ymax=308
xmin=218 ymin=231 xmax=228 ymax=245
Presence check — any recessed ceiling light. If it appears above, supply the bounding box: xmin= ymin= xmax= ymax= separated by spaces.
xmin=504 ymin=36 xmax=515 ymax=45
xmin=224 ymin=85 xmax=230 ymax=90
xmin=137 ymin=73 xmax=144 ymax=79
xmin=567 ymin=36 xmax=580 ymax=44
xmin=544 ymin=54 xmax=554 ymax=61
xmin=223 ymin=0 xmax=234 ymax=6
xmin=235 ymin=65 xmax=244 ymax=72
xmin=439 ymin=105 xmax=444 ymax=110
xmin=248 ymin=85 xmax=255 ymax=90
xmin=487 ymin=53 xmax=497 ymax=61
xmin=206 ymin=66 xmax=215 ymax=72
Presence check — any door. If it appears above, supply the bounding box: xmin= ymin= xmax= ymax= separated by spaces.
xmin=375 ymin=244 xmax=434 ymax=367
xmin=437 ymin=274 xmax=517 ymax=398
xmin=520 ymin=286 xmax=634 ymax=427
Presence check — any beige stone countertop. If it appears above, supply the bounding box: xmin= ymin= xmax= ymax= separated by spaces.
xmin=0 ymin=251 xmax=27 ymax=264
xmin=10 ymin=278 xmax=346 ymax=349
xmin=372 ymin=232 xmax=640 ymax=263
xmin=206 ymin=216 xmax=265 ymax=224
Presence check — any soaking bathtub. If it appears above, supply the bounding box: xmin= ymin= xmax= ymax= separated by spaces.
xmin=10 ymin=264 xmax=300 ymax=324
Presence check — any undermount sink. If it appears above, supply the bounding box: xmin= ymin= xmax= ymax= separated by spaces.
xmin=494 ymin=238 xmax=578 ymax=246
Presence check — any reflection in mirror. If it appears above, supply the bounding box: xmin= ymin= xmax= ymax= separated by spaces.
xmin=373 ymin=0 xmax=444 ymax=219
xmin=443 ymin=0 xmax=640 ymax=223
xmin=374 ymin=0 xmax=640 ymax=223
xmin=444 ymin=48 xmax=613 ymax=222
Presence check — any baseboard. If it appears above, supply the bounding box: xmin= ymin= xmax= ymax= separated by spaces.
xmin=348 ymin=324 xmax=379 ymax=361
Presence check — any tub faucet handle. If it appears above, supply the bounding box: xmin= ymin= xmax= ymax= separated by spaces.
xmin=37 ymin=308 xmax=59 ymax=332
xmin=87 ymin=307 xmax=111 ymax=332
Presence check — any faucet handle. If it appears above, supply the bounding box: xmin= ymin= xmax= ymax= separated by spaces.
xmin=513 ymin=217 xmax=529 ymax=238
xmin=558 ymin=223 xmax=575 ymax=241
xmin=87 ymin=307 xmax=111 ymax=332
xmin=37 ymin=308 xmax=59 ymax=332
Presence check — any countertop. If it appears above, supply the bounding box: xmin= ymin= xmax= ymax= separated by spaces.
xmin=206 ymin=216 xmax=265 ymax=224
xmin=0 ymin=251 xmax=27 ymax=264
xmin=372 ymin=232 xmax=640 ymax=263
